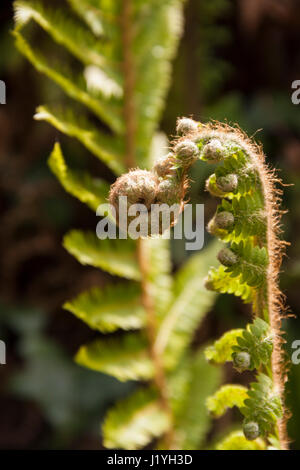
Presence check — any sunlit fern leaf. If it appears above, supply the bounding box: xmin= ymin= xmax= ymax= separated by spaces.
xmin=170 ymin=348 xmax=221 ymax=450
xmin=156 ymin=240 xmax=221 ymax=367
xmin=206 ymin=384 xmax=248 ymax=418
xmin=14 ymin=0 xmax=114 ymax=72
xmin=75 ymin=333 xmax=153 ymax=382
xmin=205 ymin=329 xmax=244 ymax=365
xmin=48 ymin=142 xmax=110 ymax=212
xmin=205 ymin=265 xmax=254 ymax=303
xmin=134 ymin=0 xmax=185 ymax=167
xmin=63 ymin=230 xmax=140 ymax=280
xmin=67 ymin=0 xmax=116 ymax=38
xmin=13 ymin=31 xmax=123 ymax=133
xmin=143 ymin=238 xmax=173 ymax=320
xmin=215 ymin=430 xmax=266 ymax=450
xmin=64 ymin=283 xmax=146 ymax=333
xmin=35 ymin=106 xmax=125 ymax=174
xmin=103 ymin=387 xmax=170 ymax=449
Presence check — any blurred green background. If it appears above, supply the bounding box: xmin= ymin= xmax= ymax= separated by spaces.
xmin=0 ymin=0 xmax=300 ymax=449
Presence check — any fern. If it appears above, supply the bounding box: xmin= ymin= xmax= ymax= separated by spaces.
xmin=111 ymin=117 xmax=289 ymax=450
xmin=63 ymin=230 xmax=140 ymax=280
xmin=174 ymin=119 xmax=288 ymax=448
xmin=204 ymin=328 xmax=244 ymax=365
xmin=103 ymin=387 xmax=170 ymax=450
xmin=64 ymin=283 xmax=145 ymax=333
xmin=168 ymin=119 xmax=288 ymax=449
xmin=75 ymin=333 xmax=154 ymax=382
xmin=48 ymin=143 xmax=110 ymax=212
xmin=170 ymin=348 xmax=221 ymax=450
xmin=14 ymin=0 xmax=226 ymax=450
xmin=15 ymin=0 xmax=288 ymax=451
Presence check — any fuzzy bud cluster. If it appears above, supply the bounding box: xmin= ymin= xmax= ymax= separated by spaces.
xmin=109 ymin=166 xmax=184 ymax=235
xmin=109 ymin=169 xmax=158 ymax=215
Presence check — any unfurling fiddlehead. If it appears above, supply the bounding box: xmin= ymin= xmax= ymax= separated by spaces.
xmin=110 ymin=118 xmax=289 ymax=450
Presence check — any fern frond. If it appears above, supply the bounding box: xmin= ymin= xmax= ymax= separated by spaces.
xmin=64 ymin=283 xmax=145 ymax=333
xmin=171 ymin=348 xmax=221 ymax=450
xmin=103 ymin=387 xmax=170 ymax=449
xmin=75 ymin=333 xmax=153 ymax=381
xmin=175 ymin=119 xmax=289 ymax=447
xmin=215 ymin=430 xmax=266 ymax=450
xmin=35 ymin=105 xmax=125 ymax=174
xmin=156 ymin=240 xmax=221 ymax=366
xmin=67 ymin=0 xmax=117 ymax=38
xmin=143 ymin=237 xmax=173 ymax=320
xmin=205 ymin=329 xmax=244 ymax=365
xmin=48 ymin=143 xmax=109 ymax=212
xmin=134 ymin=1 xmax=185 ymax=166
xmin=13 ymin=31 xmax=122 ymax=133
xmin=63 ymin=230 xmax=140 ymax=280
xmin=206 ymin=385 xmax=248 ymax=418
xmin=14 ymin=0 xmax=114 ymax=71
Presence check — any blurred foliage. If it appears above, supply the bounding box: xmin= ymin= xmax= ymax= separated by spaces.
xmin=4 ymin=306 xmax=131 ymax=446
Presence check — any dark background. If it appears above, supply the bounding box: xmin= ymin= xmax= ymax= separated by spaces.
xmin=0 ymin=0 xmax=300 ymax=449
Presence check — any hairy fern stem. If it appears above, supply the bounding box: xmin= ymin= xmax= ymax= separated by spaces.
xmin=182 ymin=121 xmax=289 ymax=449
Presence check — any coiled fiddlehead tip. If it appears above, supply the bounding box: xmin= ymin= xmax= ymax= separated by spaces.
xmin=176 ymin=117 xmax=198 ymax=136
xmin=174 ymin=139 xmax=199 ymax=166
xmin=232 ymin=351 xmax=251 ymax=372
xmin=109 ymin=169 xmax=158 ymax=207
xmin=217 ymin=247 xmax=239 ymax=267
xmin=202 ymin=139 xmax=225 ymax=162
xmin=153 ymin=153 xmax=176 ymax=178
xmin=216 ymin=174 xmax=238 ymax=193
xmin=243 ymin=421 xmax=260 ymax=441
xmin=214 ymin=211 xmax=235 ymax=230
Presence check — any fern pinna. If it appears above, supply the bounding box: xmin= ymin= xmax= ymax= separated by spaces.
xmin=110 ymin=117 xmax=289 ymax=450
xmin=13 ymin=0 xmax=227 ymax=450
